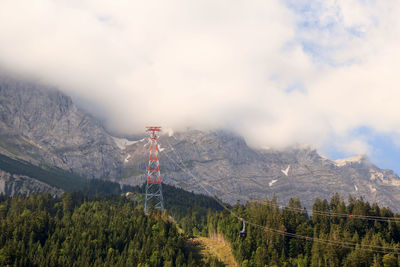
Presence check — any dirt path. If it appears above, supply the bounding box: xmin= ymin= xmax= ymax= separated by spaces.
xmin=187 ymin=234 xmax=238 ymax=267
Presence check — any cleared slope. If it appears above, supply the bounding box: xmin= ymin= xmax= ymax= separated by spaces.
xmin=192 ymin=235 xmax=238 ymax=267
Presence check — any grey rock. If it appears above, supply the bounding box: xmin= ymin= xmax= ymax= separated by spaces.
xmin=0 ymin=170 xmax=63 ymax=197
xmin=1 ymin=73 xmax=399 ymax=212
xmin=0 ymin=74 xmax=123 ymax=179
xmin=121 ymin=130 xmax=400 ymax=212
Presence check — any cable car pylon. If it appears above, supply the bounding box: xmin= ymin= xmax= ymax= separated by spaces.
xmin=144 ymin=126 xmax=164 ymax=213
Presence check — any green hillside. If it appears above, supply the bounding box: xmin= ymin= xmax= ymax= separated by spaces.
xmin=0 ymin=190 xmax=227 ymax=267
xmin=209 ymin=195 xmax=400 ymax=266
xmin=0 ymin=194 xmax=190 ymax=266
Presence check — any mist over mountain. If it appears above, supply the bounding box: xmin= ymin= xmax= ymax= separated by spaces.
xmin=2 ymin=2 xmax=400 ymax=265
xmin=1 ymin=74 xmax=400 ymax=212
xmin=122 ymin=129 xmax=400 ymax=212
xmin=0 ymin=74 xmax=123 ymax=179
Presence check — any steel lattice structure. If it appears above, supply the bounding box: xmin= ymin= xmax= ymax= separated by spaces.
xmin=144 ymin=126 xmax=164 ymax=213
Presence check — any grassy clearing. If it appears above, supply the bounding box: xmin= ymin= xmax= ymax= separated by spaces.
xmin=188 ymin=235 xmax=238 ymax=267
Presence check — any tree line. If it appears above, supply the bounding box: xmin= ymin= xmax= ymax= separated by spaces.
xmin=1 ymin=182 xmax=400 ymax=266
xmin=0 ymin=181 xmax=226 ymax=267
xmin=0 ymin=192 xmax=214 ymax=266
xmin=208 ymin=194 xmax=400 ymax=266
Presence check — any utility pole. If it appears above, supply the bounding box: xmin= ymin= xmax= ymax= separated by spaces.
xmin=144 ymin=126 xmax=164 ymax=213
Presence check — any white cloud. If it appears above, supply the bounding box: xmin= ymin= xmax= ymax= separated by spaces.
xmin=0 ymin=0 xmax=400 ymax=157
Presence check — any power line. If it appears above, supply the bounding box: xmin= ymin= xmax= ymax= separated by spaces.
xmin=162 ymin=139 xmax=400 ymax=254
xmin=163 ymin=139 xmax=400 ymax=223
xmin=247 ymin=220 xmax=399 ymax=254
xmin=262 ymin=202 xmax=400 ymax=223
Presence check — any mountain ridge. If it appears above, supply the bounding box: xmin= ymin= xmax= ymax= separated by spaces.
xmin=120 ymin=129 xmax=400 ymax=212
xmin=0 ymin=74 xmax=399 ymax=212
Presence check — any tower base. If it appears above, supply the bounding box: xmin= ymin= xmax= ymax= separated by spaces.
xmin=144 ymin=183 xmax=164 ymax=213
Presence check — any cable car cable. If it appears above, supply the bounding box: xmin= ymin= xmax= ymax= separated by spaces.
xmin=162 ymin=141 xmax=400 ymax=254
xmin=163 ymin=139 xmax=400 ymax=223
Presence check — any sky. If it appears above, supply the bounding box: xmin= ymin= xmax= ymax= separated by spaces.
xmin=0 ymin=0 xmax=400 ymax=173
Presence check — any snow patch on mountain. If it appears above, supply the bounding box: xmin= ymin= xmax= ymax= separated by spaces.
xmin=124 ymin=154 xmax=131 ymax=163
xmin=269 ymin=179 xmax=278 ymax=187
xmin=281 ymin=165 xmax=290 ymax=176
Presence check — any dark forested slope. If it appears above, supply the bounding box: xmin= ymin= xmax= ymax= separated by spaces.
xmin=0 ymin=183 xmax=226 ymax=267
xmin=0 ymin=193 xmax=189 ymax=266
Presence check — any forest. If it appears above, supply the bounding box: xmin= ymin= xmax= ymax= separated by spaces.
xmin=208 ymin=194 xmax=400 ymax=266
xmin=1 ymin=182 xmax=400 ymax=266
xmin=0 ymin=180 xmax=226 ymax=267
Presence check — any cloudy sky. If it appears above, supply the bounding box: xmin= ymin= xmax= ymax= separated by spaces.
xmin=1 ymin=0 xmax=400 ymax=173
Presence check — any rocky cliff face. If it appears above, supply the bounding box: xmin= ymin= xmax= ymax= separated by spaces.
xmin=0 ymin=74 xmax=123 ymax=179
xmin=1 ymin=74 xmax=399 ymax=212
xmin=0 ymin=170 xmax=63 ymax=197
xmin=120 ymin=130 xmax=400 ymax=212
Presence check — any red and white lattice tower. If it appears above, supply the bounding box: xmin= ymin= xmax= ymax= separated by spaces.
xmin=144 ymin=126 xmax=164 ymax=213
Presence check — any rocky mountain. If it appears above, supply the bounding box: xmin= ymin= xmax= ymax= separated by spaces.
xmin=0 ymin=74 xmax=123 ymax=179
xmin=0 ymin=170 xmax=63 ymax=197
xmin=1 ymin=74 xmax=399 ymax=212
xmin=120 ymin=130 xmax=400 ymax=212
